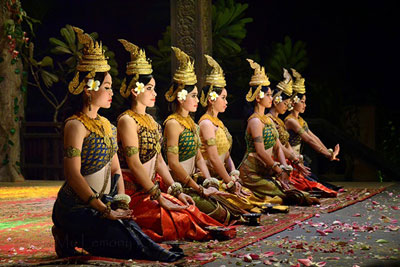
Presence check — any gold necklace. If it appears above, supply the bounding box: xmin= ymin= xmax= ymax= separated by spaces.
xmin=78 ymin=112 xmax=112 ymax=148
xmin=199 ymin=113 xmax=224 ymax=128
xmin=165 ymin=113 xmax=196 ymax=132
xmin=124 ymin=109 xmax=158 ymax=131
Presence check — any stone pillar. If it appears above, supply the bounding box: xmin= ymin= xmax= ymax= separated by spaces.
xmin=170 ymin=0 xmax=212 ymax=90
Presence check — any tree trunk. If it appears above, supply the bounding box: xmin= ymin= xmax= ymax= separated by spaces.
xmin=0 ymin=1 xmax=25 ymax=182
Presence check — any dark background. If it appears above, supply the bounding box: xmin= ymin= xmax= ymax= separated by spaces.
xmin=19 ymin=0 xmax=400 ymax=180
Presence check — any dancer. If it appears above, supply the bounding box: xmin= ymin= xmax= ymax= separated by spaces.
xmin=164 ymin=50 xmax=247 ymax=224
xmin=238 ymin=59 xmax=318 ymax=206
xmin=267 ymin=69 xmax=337 ymax=197
xmin=52 ymin=27 xmax=182 ymax=261
xmin=117 ymin=40 xmax=232 ymax=242
xmin=198 ymin=56 xmax=283 ymax=212
xmin=285 ymin=69 xmax=340 ymax=161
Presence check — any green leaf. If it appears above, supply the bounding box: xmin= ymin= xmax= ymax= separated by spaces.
xmin=39 ymin=56 xmax=53 ymax=68
xmin=51 ymin=46 xmax=73 ymax=55
xmin=376 ymin=239 xmax=389 ymax=243
xmin=49 ymin=37 xmax=69 ymax=49
xmin=40 ymin=70 xmax=59 ymax=88
xmin=60 ymin=27 xmax=75 ymax=48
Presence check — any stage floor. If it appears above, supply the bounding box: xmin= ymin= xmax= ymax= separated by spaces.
xmin=0 ymin=181 xmax=398 ymax=266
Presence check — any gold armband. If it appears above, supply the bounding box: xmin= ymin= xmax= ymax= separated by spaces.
xmin=167 ymin=146 xmax=179 ymax=155
xmin=64 ymin=146 xmax=81 ymax=158
xmin=297 ymin=128 xmax=306 ymax=135
xmin=124 ymin=146 xmax=139 ymax=157
xmin=253 ymin=136 xmax=263 ymax=143
xmin=206 ymin=138 xmax=216 ymax=146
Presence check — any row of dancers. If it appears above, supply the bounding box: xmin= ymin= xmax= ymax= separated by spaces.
xmin=51 ymin=27 xmax=340 ymax=262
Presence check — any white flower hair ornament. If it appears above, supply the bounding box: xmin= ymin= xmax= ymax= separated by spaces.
xmin=209 ymin=91 xmax=219 ymax=101
xmin=177 ymin=89 xmax=188 ymax=101
xmin=87 ymin=79 xmax=100 ymax=91
xmin=274 ymin=95 xmax=283 ymax=104
xmin=134 ymin=82 xmax=145 ymax=94
xmin=287 ymin=103 xmax=294 ymax=111
xmin=293 ymin=95 xmax=300 ymax=104
xmin=259 ymin=91 xmax=265 ymax=99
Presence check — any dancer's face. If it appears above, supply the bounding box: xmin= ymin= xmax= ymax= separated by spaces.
xmin=294 ymin=95 xmax=306 ymax=113
xmin=134 ymin=78 xmax=157 ymax=108
xmin=180 ymin=87 xmax=199 ymax=113
xmin=211 ymin=88 xmax=228 ymax=113
xmin=88 ymin=73 xmax=113 ymax=109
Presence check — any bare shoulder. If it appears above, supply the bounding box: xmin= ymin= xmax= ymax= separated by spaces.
xmin=64 ymin=119 xmax=86 ymax=136
xmin=118 ymin=114 xmax=137 ymax=129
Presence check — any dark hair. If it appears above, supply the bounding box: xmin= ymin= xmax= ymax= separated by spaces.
xmin=126 ymin=74 xmax=154 ymax=106
xmin=244 ymin=86 xmax=271 ymax=119
xmin=295 ymin=93 xmax=305 ymax=100
xmin=62 ymin=71 xmax=108 ymax=120
xmin=200 ymin=85 xmax=225 ymax=109
xmin=272 ymin=87 xmax=291 ymax=101
xmin=168 ymin=83 xmax=196 ymax=113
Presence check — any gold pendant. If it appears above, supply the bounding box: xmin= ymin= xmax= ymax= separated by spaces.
xmin=104 ymin=136 xmax=111 ymax=148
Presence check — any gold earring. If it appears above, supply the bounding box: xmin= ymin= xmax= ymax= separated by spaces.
xmin=88 ymin=94 xmax=92 ymax=111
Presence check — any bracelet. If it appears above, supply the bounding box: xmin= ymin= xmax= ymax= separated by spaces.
xmin=100 ymin=202 xmax=112 ymax=218
xmin=112 ymin=200 xmax=129 ymax=210
xmin=203 ymin=177 xmax=220 ymax=189
xmin=150 ymin=188 xmax=161 ymax=200
xmin=146 ymin=183 xmax=159 ymax=195
xmin=269 ymin=161 xmax=280 ymax=171
xmin=167 ymin=182 xmax=183 ymax=197
xmin=113 ymin=194 xmax=131 ymax=204
xmin=280 ymin=164 xmax=293 ymax=174
xmin=198 ymin=185 xmax=206 ymax=198
xmin=292 ymin=158 xmax=300 ymax=165
xmin=229 ymin=170 xmax=240 ymax=177
xmin=221 ymin=180 xmax=236 ymax=193
xmin=87 ymin=193 xmax=99 ymax=205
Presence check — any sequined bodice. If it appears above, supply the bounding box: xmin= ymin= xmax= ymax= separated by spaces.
xmin=198 ymin=114 xmax=232 ymax=160
xmin=118 ymin=110 xmax=162 ymax=167
xmin=267 ymin=114 xmax=290 ymax=146
xmin=285 ymin=114 xmax=309 ymax=147
xmin=245 ymin=123 xmax=278 ymax=153
xmin=65 ymin=114 xmax=117 ymax=176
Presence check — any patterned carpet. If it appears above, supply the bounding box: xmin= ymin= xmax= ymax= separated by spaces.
xmin=0 ymin=184 xmax=385 ymax=266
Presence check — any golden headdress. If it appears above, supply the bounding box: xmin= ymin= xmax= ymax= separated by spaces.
xmin=118 ymin=39 xmax=153 ymax=98
xmin=200 ymin=55 xmax=226 ymax=107
xmin=165 ymin=47 xmax=197 ymax=102
xmin=291 ymin=68 xmax=306 ymax=94
xmin=245 ymin=59 xmax=270 ymax=102
xmin=68 ymin=27 xmax=110 ymax=95
xmin=276 ymin=68 xmax=293 ymax=97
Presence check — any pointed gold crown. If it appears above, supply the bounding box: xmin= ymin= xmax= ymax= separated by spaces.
xmin=199 ymin=55 xmax=226 ymax=107
xmin=165 ymin=47 xmax=197 ymax=102
xmin=74 ymin=27 xmax=110 ymax=73
xmin=245 ymin=59 xmax=270 ymax=102
xmin=68 ymin=27 xmax=110 ymax=95
xmin=118 ymin=39 xmax=153 ymax=98
xmin=291 ymin=68 xmax=306 ymax=94
xmin=119 ymin=39 xmax=153 ymax=76
xmin=204 ymin=55 xmax=226 ymax=87
xmin=277 ymin=68 xmax=293 ymax=97
xmin=171 ymin=46 xmax=197 ymax=85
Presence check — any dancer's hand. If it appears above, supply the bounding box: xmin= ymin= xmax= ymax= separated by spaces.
xmin=177 ymin=192 xmax=195 ymax=206
xmin=107 ymin=209 xmax=132 ymax=220
xmin=297 ymin=163 xmax=311 ymax=177
xmin=330 ymin=144 xmax=340 ymax=161
xmin=277 ymin=172 xmax=291 ymax=191
xmin=235 ymin=182 xmax=250 ymax=198
xmin=203 ymin=186 xmax=230 ymax=197
xmin=158 ymin=195 xmax=187 ymax=211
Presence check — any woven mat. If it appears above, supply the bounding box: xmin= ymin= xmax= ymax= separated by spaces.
xmin=0 ymin=185 xmax=384 ymax=266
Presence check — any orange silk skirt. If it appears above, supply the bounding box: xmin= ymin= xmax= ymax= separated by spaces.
xmin=122 ymin=171 xmax=234 ymax=242
xmin=286 ymin=159 xmax=337 ymax=197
